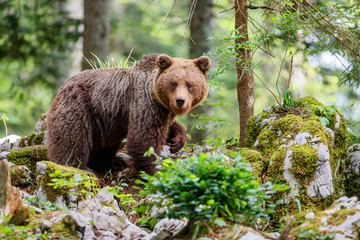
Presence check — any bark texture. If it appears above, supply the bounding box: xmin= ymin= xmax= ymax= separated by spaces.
xmin=235 ymin=0 xmax=254 ymax=147
xmin=187 ymin=0 xmax=214 ymax=144
xmin=81 ymin=0 xmax=110 ymax=70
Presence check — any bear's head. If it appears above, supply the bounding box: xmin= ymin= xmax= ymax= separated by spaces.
xmin=153 ymin=54 xmax=210 ymax=115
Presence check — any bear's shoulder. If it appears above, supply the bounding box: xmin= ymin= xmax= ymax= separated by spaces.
xmin=134 ymin=54 xmax=159 ymax=71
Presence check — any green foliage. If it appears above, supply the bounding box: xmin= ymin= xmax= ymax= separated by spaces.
xmin=297 ymin=229 xmax=335 ymax=240
xmin=1 ymin=113 xmax=8 ymax=137
xmin=47 ymin=170 xmax=97 ymax=197
xmin=108 ymin=183 xmax=136 ymax=211
xmin=0 ymin=213 xmax=51 ymax=239
xmin=23 ymin=195 xmax=68 ymax=212
xmin=282 ymin=88 xmax=298 ymax=111
xmin=138 ymin=152 xmax=286 ymax=237
xmin=85 ymin=52 xmax=136 ymax=69
xmin=316 ymin=105 xmax=336 ymax=127
xmin=0 ymin=0 xmax=81 ymax=136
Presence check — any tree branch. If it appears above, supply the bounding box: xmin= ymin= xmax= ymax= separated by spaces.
xmin=247 ymin=4 xmax=279 ymax=12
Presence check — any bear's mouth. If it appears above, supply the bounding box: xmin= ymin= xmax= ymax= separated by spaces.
xmin=171 ymin=104 xmax=191 ymax=116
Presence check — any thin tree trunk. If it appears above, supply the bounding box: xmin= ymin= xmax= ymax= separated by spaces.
xmin=81 ymin=0 xmax=110 ymax=70
xmin=187 ymin=0 xmax=214 ymax=144
xmin=235 ymin=0 xmax=254 ymax=147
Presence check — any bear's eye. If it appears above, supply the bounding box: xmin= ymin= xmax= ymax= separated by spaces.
xmin=171 ymin=82 xmax=178 ymax=88
xmin=186 ymin=83 xmax=192 ymax=89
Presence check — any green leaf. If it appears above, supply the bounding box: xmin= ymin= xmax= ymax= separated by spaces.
xmin=214 ymin=218 xmax=227 ymax=227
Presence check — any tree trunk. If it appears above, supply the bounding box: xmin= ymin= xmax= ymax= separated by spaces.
xmin=81 ymin=0 xmax=110 ymax=70
xmin=187 ymin=0 xmax=214 ymax=144
xmin=235 ymin=0 xmax=254 ymax=147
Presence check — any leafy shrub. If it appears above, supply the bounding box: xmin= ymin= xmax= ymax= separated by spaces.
xmin=138 ymin=152 xmax=286 ymax=238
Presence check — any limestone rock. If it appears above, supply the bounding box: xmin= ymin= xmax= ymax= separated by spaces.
xmin=19 ymin=113 xmax=48 ymax=147
xmin=344 ymin=144 xmax=360 ymax=197
xmin=0 ymin=134 xmax=21 ymax=151
xmin=245 ymin=97 xmax=348 ymax=222
xmin=291 ymin=196 xmax=360 ymax=240
xmin=7 ymin=145 xmax=48 ymax=172
xmin=34 ymin=161 xmax=97 ymax=210
xmin=10 ymin=165 xmax=33 ymax=186
xmin=0 ymin=159 xmax=29 ymax=225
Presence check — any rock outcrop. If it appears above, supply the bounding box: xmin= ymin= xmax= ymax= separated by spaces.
xmin=245 ymin=97 xmax=348 ymax=222
xmin=0 ymin=159 xmax=29 ymax=225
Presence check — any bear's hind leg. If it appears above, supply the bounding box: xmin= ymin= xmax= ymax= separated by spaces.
xmin=87 ymin=143 xmax=121 ymax=172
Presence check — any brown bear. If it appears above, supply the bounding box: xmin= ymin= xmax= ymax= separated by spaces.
xmin=47 ymin=54 xmax=210 ymax=174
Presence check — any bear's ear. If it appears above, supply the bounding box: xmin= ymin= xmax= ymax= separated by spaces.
xmin=194 ymin=56 xmax=211 ymax=73
xmin=156 ymin=54 xmax=173 ymax=70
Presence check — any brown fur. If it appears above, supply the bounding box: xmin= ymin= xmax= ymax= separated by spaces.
xmin=47 ymin=54 xmax=210 ymax=174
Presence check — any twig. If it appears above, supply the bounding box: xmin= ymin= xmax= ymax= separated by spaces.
xmin=218 ymin=6 xmax=234 ymax=14
xmin=302 ymin=0 xmax=331 ymax=25
xmin=275 ymin=34 xmax=290 ymax=100
xmin=288 ymin=55 xmax=293 ymax=89
xmin=124 ymin=48 xmax=134 ymax=66
xmin=156 ymin=0 xmax=177 ymax=35
xmin=177 ymin=0 xmax=197 ymax=54
xmin=1 ymin=116 xmax=8 ymax=138
xmin=144 ymin=0 xmax=155 ymax=12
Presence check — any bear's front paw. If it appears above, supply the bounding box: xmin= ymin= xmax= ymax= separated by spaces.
xmin=169 ymin=136 xmax=184 ymax=153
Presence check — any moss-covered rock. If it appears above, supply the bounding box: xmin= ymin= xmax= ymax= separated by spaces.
xmin=7 ymin=145 xmax=48 ymax=172
xmin=34 ymin=161 xmax=98 ymax=209
xmin=10 ymin=165 xmax=33 ymax=187
xmin=242 ymin=149 xmax=263 ymax=182
xmin=344 ymin=144 xmax=360 ymax=198
xmin=244 ymin=97 xmax=348 ymax=224
xmin=18 ymin=113 xmax=48 ymax=148
xmin=291 ymin=196 xmax=360 ymax=240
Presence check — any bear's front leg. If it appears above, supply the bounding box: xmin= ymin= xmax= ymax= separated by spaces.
xmin=127 ymin=127 xmax=168 ymax=175
xmin=167 ymin=120 xmax=186 ymax=153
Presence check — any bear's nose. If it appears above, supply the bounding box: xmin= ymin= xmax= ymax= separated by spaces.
xmin=176 ymin=97 xmax=185 ymax=107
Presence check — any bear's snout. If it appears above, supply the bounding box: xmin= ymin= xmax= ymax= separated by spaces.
xmin=176 ymin=97 xmax=185 ymax=107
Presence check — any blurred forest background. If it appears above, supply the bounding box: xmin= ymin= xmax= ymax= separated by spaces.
xmin=0 ymin=0 xmax=359 ymax=144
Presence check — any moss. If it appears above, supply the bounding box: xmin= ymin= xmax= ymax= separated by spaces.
xmin=344 ymin=170 xmax=360 ymax=197
xmin=38 ymin=161 xmax=98 ymax=203
xmin=291 ymin=206 xmax=358 ymax=238
xmin=19 ymin=132 xmax=45 ymax=148
xmin=7 ymin=145 xmax=48 ymax=172
xmin=298 ymin=96 xmax=326 ymax=113
xmin=255 ymin=128 xmax=278 ymax=156
xmin=51 ymin=221 xmax=81 ymax=239
xmin=242 ymin=149 xmax=263 ymax=182
xmin=289 ymin=145 xmax=318 ymax=181
xmin=245 ymin=112 xmax=275 ymax=148
xmin=244 ymin=96 xmax=349 ymax=226
xmin=267 ymin=147 xmax=287 ymax=185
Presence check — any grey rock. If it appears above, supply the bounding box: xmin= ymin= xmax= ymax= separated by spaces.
xmin=282 ymin=150 xmax=300 ymax=200
xmin=10 ymin=165 xmax=32 ymax=186
xmin=41 ymin=219 xmax=52 ymax=231
xmin=238 ymin=231 xmax=267 ymax=240
xmin=349 ymin=144 xmax=360 ymax=153
xmin=307 ymin=143 xmax=334 ymax=199
xmin=305 ymin=212 xmax=315 ymax=220
xmin=0 ymin=134 xmax=21 ymax=151
xmin=0 ymin=151 xmax=9 ymax=159
xmin=35 ymin=162 xmax=47 ymax=181
xmin=120 ymin=221 xmax=149 ymax=240
xmin=296 ymin=196 xmax=360 ymax=240
xmin=153 ymin=218 xmax=188 ymax=236
xmin=99 ymin=231 xmax=119 ymax=240
xmin=93 ymin=206 xmax=128 ymax=233
xmin=260 ymin=116 xmax=277 ymax=128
